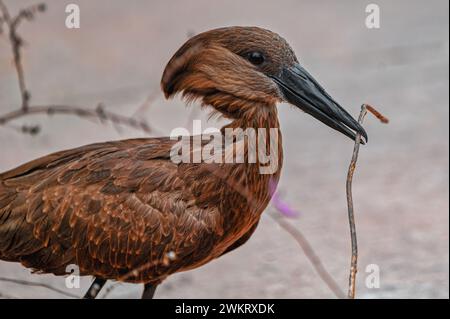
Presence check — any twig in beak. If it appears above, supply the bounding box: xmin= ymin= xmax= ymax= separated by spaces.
xmin=346 ymin=103 xmax=388 ymax=299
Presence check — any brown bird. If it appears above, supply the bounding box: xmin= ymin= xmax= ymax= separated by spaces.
xmin=0 ymin=26 xmax=367 ymax=298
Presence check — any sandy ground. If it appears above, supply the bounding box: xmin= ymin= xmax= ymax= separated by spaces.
xmin=0 ymin=0 xmax=448 ymax=298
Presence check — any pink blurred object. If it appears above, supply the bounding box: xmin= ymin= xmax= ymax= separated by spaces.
xmin=269 ymin=178 xmax=300 ymax=218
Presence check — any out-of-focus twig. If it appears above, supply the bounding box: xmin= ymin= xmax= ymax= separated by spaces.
xmin=0 ymin=104 xmax=152 ymax=135
xmin=0 ymin=276 xmax=78 ymax=298
xmin=131 ymin=89 xmax=159 ymax=118
xmin=0 ymin=1 xmax=46 ymax=111
xmin=346 ymin=103 xmax=388 ymax=299
xmin=268 ymin=211 xmax=346 ymax=298
xmin=0 ymin=0 xmax=153 ymax=135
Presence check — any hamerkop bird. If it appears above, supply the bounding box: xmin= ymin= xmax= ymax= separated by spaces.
xmin=0 ymin=27 xmax=367 ymax=298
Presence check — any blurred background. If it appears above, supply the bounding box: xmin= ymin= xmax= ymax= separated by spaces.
xmin=0 ymin=0 xmax=448 ymax=298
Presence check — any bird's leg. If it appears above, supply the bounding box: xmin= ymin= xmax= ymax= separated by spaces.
xmin=83 ymin=277 xmax=107 ymax=299
xmin=141 ymin=283 xmax=158 ymax=299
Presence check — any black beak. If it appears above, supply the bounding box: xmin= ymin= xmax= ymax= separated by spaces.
xmin=270 ymin=64 xmax=368 ymax=143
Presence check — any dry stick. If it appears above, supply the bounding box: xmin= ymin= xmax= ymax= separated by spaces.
xmin=268 ymin=212 xmax=346 ymax=298
xmin=131 ymin=89 xmax=160 ymax=118
xmin=0 ymin=1 xmax=152 ymax=135
xmin=0 ymin=1 xmax=45 ymax=111
xmin=346 ymin=104 xmax=388 ymax=299
xmin=0 ymin=276 xmax=79 ymax=298
xmin=346 ymin=106 xmax=366 ymax=299
xmin=0 ymin=104 xmax=152 ymax=134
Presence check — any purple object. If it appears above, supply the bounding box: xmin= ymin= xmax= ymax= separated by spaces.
xmin=269 ymin=178 xmax=300 ymax=218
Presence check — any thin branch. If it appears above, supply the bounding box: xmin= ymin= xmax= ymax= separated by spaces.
xmin=345 ymin=106 xmax=366 ymax=299
xmin=0 ymin=104 xmax=152 ymax=135
xmin=0 ymin=1 xmax=153 ymax=135
xmin=11 ymin=3 xmax=47 ymax=28
xmin=268 ymin=211 xmax=346 ymax=298
xmin=346 ymin=103 xmax=388 ymax=299
xmin=0 ymin=276 xmax=79 ymax=298
xmin=366 ymin=104 xmax=390 ymax=124
xmin=131 ymin=89 xmax=160 ymax=118
xmin=0 ymin=1 xmax=45 ymax=111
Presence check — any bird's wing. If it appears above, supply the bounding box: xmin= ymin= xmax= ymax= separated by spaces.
xmin=0 ymin=138 xmax=224 ymax=282
xmin=219 ymin=220 xmax=259 ymax=257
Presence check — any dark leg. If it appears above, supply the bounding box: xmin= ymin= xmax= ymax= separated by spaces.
xmin=83 ymin=277 xmax=107 ymax=299
xmin=141 ymin=283 xmax=158 ymax=299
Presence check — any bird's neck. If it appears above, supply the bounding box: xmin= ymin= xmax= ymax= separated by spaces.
xmin=222 ymin=104 xmax=283 ymax=172
xmin=215 ymin=104 xmax=283 ymax=240
xmin=225 ymin=104 xmax=281 ymax=131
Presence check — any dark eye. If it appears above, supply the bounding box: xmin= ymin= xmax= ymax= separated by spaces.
xmin=247 ymin=51 xmax=265 ymax=65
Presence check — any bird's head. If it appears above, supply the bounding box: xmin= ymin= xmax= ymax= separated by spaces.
xmin=161 ymin=26 xmax=367 ymax=142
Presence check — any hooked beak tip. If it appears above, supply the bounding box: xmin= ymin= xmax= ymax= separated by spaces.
xmin=357 ymin=125 xmax=368 ymax=144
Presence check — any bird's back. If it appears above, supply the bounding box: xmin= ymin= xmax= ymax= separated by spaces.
xmin=0 ymin=136 xmax=267 ymax=283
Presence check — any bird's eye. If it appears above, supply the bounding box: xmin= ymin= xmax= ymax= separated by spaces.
xmin=247 ymin=51 xmax=265 ymax=65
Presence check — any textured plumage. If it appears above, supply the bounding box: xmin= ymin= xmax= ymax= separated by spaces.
xmin=0 ymin=26 xmax=365 ymax=297
xmin=0 ymin=136 xmax=277 ymax=284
